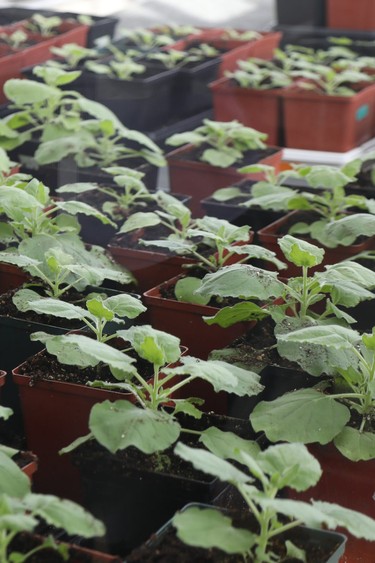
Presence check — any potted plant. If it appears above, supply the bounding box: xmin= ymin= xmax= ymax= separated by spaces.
xmin=255 ymin=163 xmax=375 ymax=275
xmin=210 ymin=58 xmax=292 ymax=145
xmin=250 ymin=323 xmax=375 ymax=520
xmin=108 ymin=194 xmax=252 ymax=292
xmin=166 ymin=119 xmax=283 ymax=216
xmin=56 ymin=326 xmax=263 ymax=553
xmin=0 ymin=69 xmax=165 ymax=190
xmin=0 ymin=441 xmax=120 ymax=562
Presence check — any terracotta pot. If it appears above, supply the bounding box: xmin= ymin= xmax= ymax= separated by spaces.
xmin=167 ymin=144 xmax=283 ymax=217
xmin=211 ymin=77 xmax=283 ymax=145
xmin=257 ymin=210 xmax=375 ymax=276
xmin=17 ymin=450 xmax=38 ymax=480
xmin=282 ymin=84 xmax=375 ymax=152
xmin=0 ymin=262 xmax=28 ymax=295
xmin=327 ymin=0 xmax=375 ymax=30
xmin=0 ymin=49 xmax=24 ymax=103
xmin=107 ymin=243 xmax=197 ymax=293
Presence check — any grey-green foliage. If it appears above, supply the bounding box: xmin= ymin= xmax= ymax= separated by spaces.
xmin=0 ymin=69 xmax=165 ymax=168
xmin=0 ymin=173 xmax=114 ymax=245
xmin=251 ymin=324 xmax=375 ymax=461
xmin=166 ymin=119 xmax=267 ymax=168
xmin=0 ymin=233 xmax=133 ymax=298
xmin=174 ymin=435 xmax=375 ymax=562
xmin=44 ymin=325 xmax=264 ymax=455
xmin=197 ymin=234 xmax=375 ymax=328
xmin=0 ymin=449 xmax=105 ymax=562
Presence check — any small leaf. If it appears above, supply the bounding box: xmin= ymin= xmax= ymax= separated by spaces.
xmin=279 ymin=234 xmax=324 ymax=268
xmin=204 ymin=302 xmax=269 ymax=328
xmin=334 ymin=427 xmax=375 ymax=461
xmin=199 ymin=427 xmax=260 ymax=463
xmin=174 ymin=277 xmax=210 ymax=305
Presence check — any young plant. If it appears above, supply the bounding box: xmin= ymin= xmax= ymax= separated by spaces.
xmin=85 ymin=57 xmax=146 ymax=80
xmin=0 ymin=70 xmax=165 ymax=168
xmin=48 ymin=326 xmax=264 ymax=455
xmin=239 ymin=161 xmax=375 ymax=248
xmin=25 ymin=14 xmax=62 ymax=37
xmin=250 ymin=323 xmax=375 ymax=462
xmin=0 ymin=173 xmax=114 ymax=245
xmin=0 ymin=29 xmax=28 ymax=50
xmin=226 ymin=58 xmax=293 ymax=90
xmin=56 ymin=166 xmax=156 ymax=221
xmin=221 ymin=29 xmax=262 ymax=41
xmin=196 ymin=234 xmax=375 ymax=329
xmin=166 ymin=119 xmax=267 ymax=168
xmin=0 ymin=233 xmax=134 ymax=298
xmin=117 ymin=27 xmax=175 ymax=51
xmin=292 ymin=61 xmax=372 ymax=96
xmin=152 ymin=24 xmax=201 ymax=38
xmin=0 ymin=446 xmax=105 ymax=562
xmin=49 ymin=42 xmax=99 ymax=68
xmin=15 ymin=291 xmax=146 ymax=343
xmin=173 ymin=438 xmax=375 ymax=562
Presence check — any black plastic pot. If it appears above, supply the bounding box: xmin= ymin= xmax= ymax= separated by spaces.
xmin=277 ymin=25 xmax=375 ymax=56
xmin=72 ymin=413 xmax=256 ymax=556
xmin=0 ymin=7 xmax=118 ymax=47
xmin=149 ymin=109 xmax=213 ymax=152
xmin=276 ymin=0 xmax=326 ymax=26
xmin=126 ymin=503 xmax=347 ymax=563
xmin=173 ymin=57 xmax=221 ymax=118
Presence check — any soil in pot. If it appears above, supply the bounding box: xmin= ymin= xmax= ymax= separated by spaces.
xmin=72 ymin=413 xmax=256 ymax=556
xmin=126 ymin=507 xmax=346 ymax=562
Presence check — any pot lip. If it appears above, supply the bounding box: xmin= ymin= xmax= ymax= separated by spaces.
xmin=210 ymin=75 xmax=284 ymax=96
xmin=281 ymin=82 xmax=375 ymax=102
xmin=132 ymin=501 xmax=348 ymax=559
xmin=107 ymin=240 xmax=198 ymax=265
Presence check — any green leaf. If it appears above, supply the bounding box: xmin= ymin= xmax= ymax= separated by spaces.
xmin=0 ymin=406 xmax=13 ymax=421
xmin=174 ymin=277 xmax=210 ymax=305
xmin=199 ymin=427 xmax=260 ymax=463
xmin=173 ymin=507 xmax=255 ymax=554
xmin=175 ymin=443 xmax=251 ymax=484
xmin=257 ymin=497 xmax=337 ymax=529
xmin=250 ymin=389 xmax=351 ymax=444
xmin=211 ymin=186 xmax=243 ymax=202
xmin=325 ymin=214 xmax=375 ymax=246
xmin=118 ymin=211 xmax=161 ymax=234
xmin=104 ymin=294 xmax=146 ymax=319
xmin=89 ymin=400 xmax=180 ymax=454
xmin=164 ymin=356 xmax=264 ymax=397
xmin=4 ymin=79 xmax=60 ymax=104
xmin=276 ymin=325 xmax=361 ymax=376
xmin=117 ymin=325 xmax=181 ymax=366
xmin=257 ymin=443 xmax=322 ymax=492
xmin=0 ymin=451 xmax=30 ymax=498
xmin=279 ymin=234 xmax=324 ymax=268
xmin=204 ymin=302 xmax=269 ymax=328
xmin=56 ymin=201 xmax=116 ymax=226
xmin=285 ymin=541 xmax=306 ymax=562
xmin=23 ymin=494 xmax=105 ymax=538
xmin=197 ymin=264 xmax=284 ymax=300
xmin=334 ymin=427 xmax=375 ymax=461
xmin=313 ymin=501 xmax=375 ymax=541
xmin=13 ymin=291 xmax=87 ymax=319
xmin=56 ymin=182 xmax=98 ymax=194
xmin=86 ymin=298 xmax=114 ymax=321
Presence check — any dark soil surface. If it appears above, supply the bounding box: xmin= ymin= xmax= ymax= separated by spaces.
xmin=8 ymin=532 xmax=101 ymax=562
xmin=172 ymin=145 xmax=277 ymax=169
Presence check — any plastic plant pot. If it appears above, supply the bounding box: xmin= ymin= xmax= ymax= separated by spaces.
xmin=276 ymin=0 xmax=326 ymax=26
xmin=327 ymin=0 xmax=375 ymax=30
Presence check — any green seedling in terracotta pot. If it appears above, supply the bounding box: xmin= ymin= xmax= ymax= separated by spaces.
xmin=166 ymin=118 xmax=267 ymax=168
xmin=0 ymin=233 xmax=134 ymax=299
xmin=56 ymin=166 xmax=156 ymax=221
xmin=0 ymin=69 xmax=165 ymax=168
xmin=152 ymin=24 xmax=201 ymax=38
xmin=221 ymin=29 xmax=262 ymax=41
xmin=196 ymin=234 xmax=375 ymax=329
xmin=0 ymin=443 xmax=105 ymax=562
xmin=117 ymin=27 xmax=175 ymax=50
xmin=239 ymin=161 xmax=375 ymax=248
xmin=14 ymin=292 xmax=146 ymax=343
xmin=173 ymin=438 xmax=375 ymax=561
xmin=0 ymin=173 xmax=114 ymax=245
xmin=250 ymin=323 xmax=375 ymax=462
xmin=226 ymin=58 xmax=294 ymax=90
xmin=24 ymin=14 xmax=62 ymax=37
xmin=0 ymin=29 xmax=28 ymax=50
xmin=147 ymin=43 xmax=220 ymax=70
xmin=45 ymin=326 xmax=264 ymax=455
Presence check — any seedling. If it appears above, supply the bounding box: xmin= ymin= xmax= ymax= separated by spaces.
xmin=166 ymin=119 xmax=267 ymax=168
xmin=196 ymin=234 xmax=375 ymax=328
xmin=0 ymin=29 xmax=28 ymax=50
xmin=85 ymin=57 xmax=146 ymax=80
xmin=226 ymin=58 xmax=293 ymax=90
xmin=0 ymin=233 xmax=134 ymax=298
xmin=56 ymin=166 xmax=156 ymax=221
xmin=25 ymin=14 xmax=62 ymax=37
xmin=48 ymin=326 xmax=264 ymax=455
xmin=49 ymin=42 xmax=99 ymax=68
xmin=250 ymin=323 xmax=375 ymax=462
xmin=174 ymin=437 xmax=375 ymax=562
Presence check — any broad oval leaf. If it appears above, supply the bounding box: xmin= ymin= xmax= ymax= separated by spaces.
xmin=313 ymin=500 xmax=375 ymax=541
xmin=118 ymin=211 xmax=161 ymax=234
xmin=334 ymin=427 xmax=375 ymax=461
xmin=204 ymin=302 xmax=269 ymax=328
xmin=279 ymin=234 xmax=324 ymax=268
xmin=4 ymin=79 xmax=60 ymax=104
xmin=173 ymin=507 xmax=255 ymax=554
xmin=199 ymin=427 xmax=260 ymax=463
xmin=89 ymin=400 xmax=180 ymax=454
xmin=117 ymin=325 xmax=181 ymax=366
xmin=250 ymin=389 xmax=350 ymax=444
xmin=0 ymin=451 xmax=30 ymax=498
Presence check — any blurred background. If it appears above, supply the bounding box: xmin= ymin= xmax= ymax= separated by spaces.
xmin=0 ymin=0 xmax=275 ymax=29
